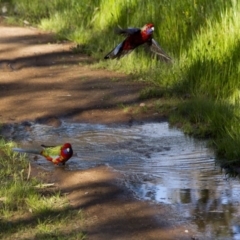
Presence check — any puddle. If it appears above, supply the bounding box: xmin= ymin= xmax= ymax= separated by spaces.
xmin=7 ymin=121 xmax=240 ymax=239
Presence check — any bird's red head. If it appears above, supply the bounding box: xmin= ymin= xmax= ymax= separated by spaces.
xmin=145 ymin=23 xmax=154 ymax=29
xmin=61 ymin=143 xmax=73 ymax=160
xmin=142 ymin=23 xmax=154 ymax=36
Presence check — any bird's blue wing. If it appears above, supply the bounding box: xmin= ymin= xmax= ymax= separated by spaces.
xmin=115 ymin=27 xmax=140 ymax=36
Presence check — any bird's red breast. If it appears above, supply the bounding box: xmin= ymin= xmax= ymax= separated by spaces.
xmin=122 ymin=23 xmax=154 ymax=50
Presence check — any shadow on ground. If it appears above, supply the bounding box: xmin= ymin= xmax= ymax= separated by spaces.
xmin=0 ymin=24 xmax=157 ymax=125
xmin=0 ymin=165 xmax=196 ymax=240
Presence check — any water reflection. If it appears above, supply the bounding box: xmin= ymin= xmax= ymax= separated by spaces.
xmin=7 ymin=121 xmax=240 ymax=239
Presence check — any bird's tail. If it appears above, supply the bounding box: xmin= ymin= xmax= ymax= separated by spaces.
xmin=12 ymin=148 xmax=40 ymax=155
xmin=104 ymin=42 xmax=124 ymax=59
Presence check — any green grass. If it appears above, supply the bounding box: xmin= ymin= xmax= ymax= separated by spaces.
xmin=1 ymin=0 xmax=240 ymax=162
xmin=0 ymin=139 xmax=86 ymax=240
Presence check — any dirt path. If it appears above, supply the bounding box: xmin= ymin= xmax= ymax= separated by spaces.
xmin=0 ymin=21 xmax=199 ymax=240
xmin=0 ymin=20 xmax=163 ymax=125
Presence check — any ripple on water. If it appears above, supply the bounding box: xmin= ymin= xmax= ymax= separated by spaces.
xmin=11 ymin=121 xmax=240 ymax=240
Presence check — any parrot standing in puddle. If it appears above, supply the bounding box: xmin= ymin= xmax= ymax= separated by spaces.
xmin=104 ymin=23 xmax=172 ymax=62
xmin=12 ymin=143 xmax=73 ymax=165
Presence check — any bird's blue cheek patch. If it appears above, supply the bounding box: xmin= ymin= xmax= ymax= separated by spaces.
xmin=63 ymin=148 xmax=72 ymax=155
xmin=146 ymin=28 xmax=154 ymax=35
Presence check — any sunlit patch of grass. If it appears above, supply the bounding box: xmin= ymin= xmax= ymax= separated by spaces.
xmin=33 ymin=208 xmax=85 ymax=240
xmin=0 ymin=138 xmax=85 ymax=240
xmin=1 ymin=207 xmax=86 ymax=240
xmin=177 ymin=1 xmax=240 ymax=103
xmin=1 ymin=181 xmax=35 ymax=215
xmin=26 ymin=191 xmax=68 ymax=214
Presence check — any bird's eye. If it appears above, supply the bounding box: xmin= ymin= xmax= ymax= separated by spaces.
xmin=66 ymin=148 xmax=70 ymax=152
xmin=151 ymin=27 xmax=154 ymax=31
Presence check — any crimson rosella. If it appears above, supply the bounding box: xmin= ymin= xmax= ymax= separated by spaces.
xmin=104 ymin=23 xmax=172 ymax=62
xmin=13 ymin=143 xmax=73 ymax=165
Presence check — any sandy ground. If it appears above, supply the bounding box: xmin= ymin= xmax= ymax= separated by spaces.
xmin=0 ymin=20 xmax=199 ymax=239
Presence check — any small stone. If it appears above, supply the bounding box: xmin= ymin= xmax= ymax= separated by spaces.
xmin=140 ymin=103 xmax=146 ymax=107
xmin=23 ymin=20 xmax=30 ymax=25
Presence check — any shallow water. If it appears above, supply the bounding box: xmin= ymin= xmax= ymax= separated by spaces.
xmin=10 ymin=121 xmax=240 ymax=239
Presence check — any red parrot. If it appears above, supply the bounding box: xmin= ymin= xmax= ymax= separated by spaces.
xmin=12 ymin=143 xmax=73 ymax=165
xmin=104 ymin=23 xmax=172 ymax=62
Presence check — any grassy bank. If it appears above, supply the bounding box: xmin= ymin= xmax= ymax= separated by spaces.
xmin=0 ymin=139 xmax=85 ymax=240
xmin=1 ymin=0 xmax=240 ymax=161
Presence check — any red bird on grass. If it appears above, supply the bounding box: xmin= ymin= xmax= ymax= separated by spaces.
xmin=104 ymin=23 xmax=172 ymax=62
xmin=12 ymin=143 xmax=73 ymax=165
